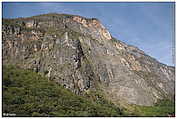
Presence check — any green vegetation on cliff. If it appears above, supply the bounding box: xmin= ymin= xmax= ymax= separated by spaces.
xmin=3 ymin=65 xmax=122 ymax=117
xmin=2 ymin=65 xmax=175 ymax=117
xmin=127 ymin=99 xmax=175 ymax=117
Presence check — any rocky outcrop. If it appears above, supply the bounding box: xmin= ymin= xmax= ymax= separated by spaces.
xmin=2 ymin=13 xmax=175 ymax=106
xmin=72 ymin=16 xmax=111 ymax=40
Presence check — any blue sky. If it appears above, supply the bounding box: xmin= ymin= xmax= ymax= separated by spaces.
xmin=2 ymin=2 xmax=175 ymax=66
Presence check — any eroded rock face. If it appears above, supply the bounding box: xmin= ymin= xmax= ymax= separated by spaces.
xmin=71 ymin=16 xmax=112 ymax=40
xmin=2 ymin=13 xmax=175 ymax=106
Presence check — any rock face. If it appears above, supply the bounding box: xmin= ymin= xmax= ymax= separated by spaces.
xmin=2 ymin=13 xmax=175 ymax=106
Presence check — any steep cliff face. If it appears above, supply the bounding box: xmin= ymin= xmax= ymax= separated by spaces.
xmin=2 ymin=13 xmax=175 ymax=106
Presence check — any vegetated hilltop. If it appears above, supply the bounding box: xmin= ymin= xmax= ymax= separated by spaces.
xmin=2 ymin=13 xmax=175 ymax=116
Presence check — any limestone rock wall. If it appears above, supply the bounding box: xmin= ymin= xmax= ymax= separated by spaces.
xmin=2 ymin=13 xmax=175 ymax=106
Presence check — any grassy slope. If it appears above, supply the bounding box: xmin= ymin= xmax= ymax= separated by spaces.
xmin=2 ymin=65 xmax=175 ymax=117
xmin=122 ymin=100 xmax=175 ymax=117
xmin=2 ymin=65 xmax=122 ymax=117
xmin=133 ymin=100 xmax=175 ymax=116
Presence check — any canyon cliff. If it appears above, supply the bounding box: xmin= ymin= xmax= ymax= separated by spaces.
xmin=2 ymin=13 xmax=175 ymax=107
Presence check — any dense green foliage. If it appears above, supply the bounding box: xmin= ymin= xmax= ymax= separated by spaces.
xmin=3 ymin=65 xmax=122 ymax=117
xmin=131 ymin=99 xmax=175 ymax=116
xmin=2 ymin=65 xmax=175 ymax=117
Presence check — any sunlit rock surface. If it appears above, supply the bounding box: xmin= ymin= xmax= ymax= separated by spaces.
xmin=2 ymin=13 xmax=175 ymax=106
